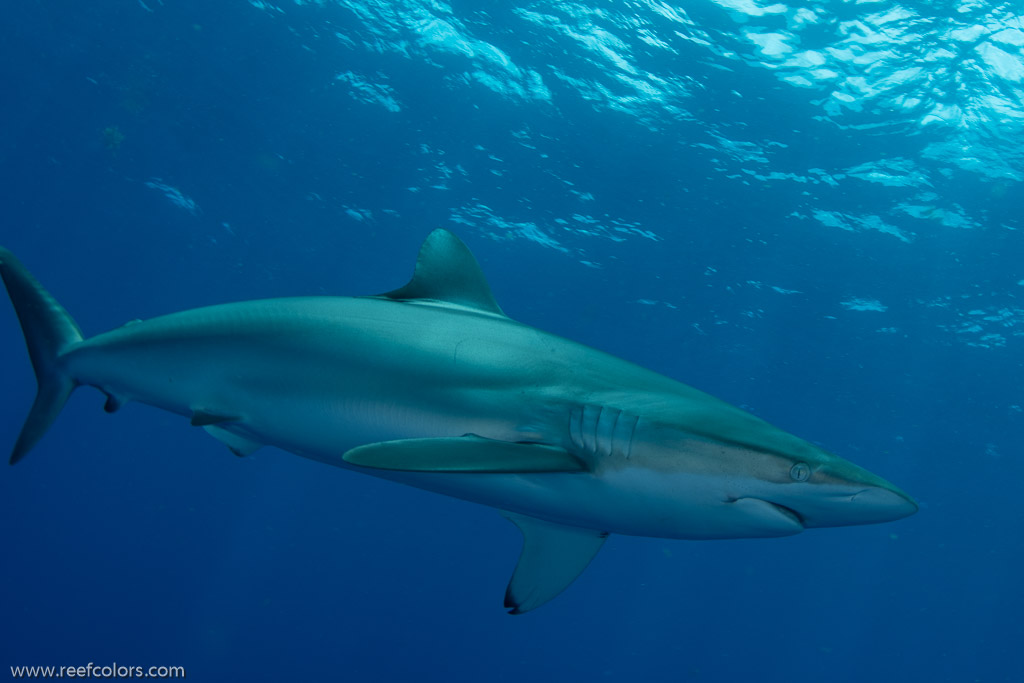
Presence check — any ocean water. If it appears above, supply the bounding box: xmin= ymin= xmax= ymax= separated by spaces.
xmin=1 ymin=1 xmax=1021 ymax=681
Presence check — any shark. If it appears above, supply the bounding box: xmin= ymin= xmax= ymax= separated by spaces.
xmin=0 ymin=230 xmax=916 ymax=613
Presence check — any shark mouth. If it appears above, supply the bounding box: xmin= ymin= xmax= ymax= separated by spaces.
xmin=765 ymin=501 xmax=805 ymax=527
xmin=728 ymin=497 xmax=806 ymax=533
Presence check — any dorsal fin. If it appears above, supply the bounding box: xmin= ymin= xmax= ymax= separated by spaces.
xmin=379 ymin=229 xmax=505 ymax=316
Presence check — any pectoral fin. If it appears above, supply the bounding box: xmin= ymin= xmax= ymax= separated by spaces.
xmin=502 ymin=512 xmax=607 ymax=614
xmin=342 ymin=436 xmax=586 ymax=473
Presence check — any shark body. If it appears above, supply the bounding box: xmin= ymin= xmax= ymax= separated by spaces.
xmin=0 ymin=230 xmax=916 ymax=612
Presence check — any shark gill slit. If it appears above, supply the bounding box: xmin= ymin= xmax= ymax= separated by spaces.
xmin=597 ymin=405 xmax=617 ymax=458
xmin=568 ymin=404 xmax=637 ymax=460
xmin=569 ymin=405 xmax=583 ymax=452
xmin=583 ymin=404 xmax=599 ymax=454
xmin=595 ymin=405 xmax=616 ymax=458
xmin=617 ymin=411 xmax=638 ymax=460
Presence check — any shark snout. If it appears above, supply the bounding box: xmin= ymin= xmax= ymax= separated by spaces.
xmin=849 ymin=485 xmax=919 ymax=522
xmin=790 ymin=482 xmax=918 ymax=529
xmin=767 ymin=455 xmax=919 ymax=530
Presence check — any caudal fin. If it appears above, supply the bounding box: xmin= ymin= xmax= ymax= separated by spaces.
xmin=0 ymin=248 xmax=83 ymax=464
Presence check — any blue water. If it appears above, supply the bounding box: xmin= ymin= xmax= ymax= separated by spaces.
xmin=1 ymin=1 xmax=1021 ymax=681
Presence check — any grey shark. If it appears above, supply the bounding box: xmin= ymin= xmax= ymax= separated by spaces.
xmin=1 ymin=230 xmax=916 ymax=613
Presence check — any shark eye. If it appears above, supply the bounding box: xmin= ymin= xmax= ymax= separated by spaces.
xmin=790 ymin=462 xmax=811 ymax=482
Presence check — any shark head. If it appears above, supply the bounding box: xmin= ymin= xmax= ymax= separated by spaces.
xmin=748 ymin=447 xmax=919 ymax=531
xmin=630 ymin=405 xmax=918 ymax=539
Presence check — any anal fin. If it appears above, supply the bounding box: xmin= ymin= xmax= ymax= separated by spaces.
xmin=501 ymin=512 xmax=607 ymax=614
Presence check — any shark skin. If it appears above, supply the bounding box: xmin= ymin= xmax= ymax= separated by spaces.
xmin=0 ymin=230 xmax=917 ymax=613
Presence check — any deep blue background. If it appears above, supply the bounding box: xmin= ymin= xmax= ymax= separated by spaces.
xmin=2 ymin=2 xmax=1021 ymax=681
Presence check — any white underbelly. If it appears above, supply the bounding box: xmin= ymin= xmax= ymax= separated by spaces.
xmin=338 ymin=466 xmax=796 ymax=540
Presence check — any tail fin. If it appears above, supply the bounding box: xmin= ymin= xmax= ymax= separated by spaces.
xmin=0 ymin=248 xmax=83 ymax=464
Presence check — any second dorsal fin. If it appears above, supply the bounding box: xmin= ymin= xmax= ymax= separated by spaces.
xmin=378 ymin=229 xmax=505 ymax=316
